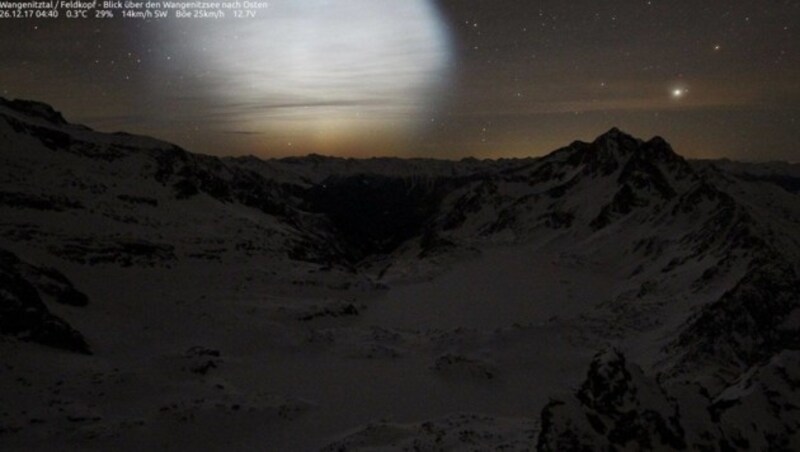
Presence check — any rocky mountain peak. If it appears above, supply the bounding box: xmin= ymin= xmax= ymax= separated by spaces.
xmin=560 ymin=128 xmax=683 ymax=179
xmin=0 ymin=97 xmax=68 ymax=126
xmin=591 ymin=129 xmax=688 ymax=170
xmin=537 ymin=348 xmax=686 ymax=451
xmin=592 ymin=127 xmax=642 ymax=154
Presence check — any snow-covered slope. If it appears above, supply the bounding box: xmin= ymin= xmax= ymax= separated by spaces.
xmin=1 ymin=97 xmax=798 ymax=450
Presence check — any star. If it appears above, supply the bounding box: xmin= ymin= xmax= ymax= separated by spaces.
xmin=671 ymin=88 xmax=688 ymax=99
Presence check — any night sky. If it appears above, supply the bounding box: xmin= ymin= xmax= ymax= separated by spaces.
xmin=1 ymin=0 xmax=798 ymax=160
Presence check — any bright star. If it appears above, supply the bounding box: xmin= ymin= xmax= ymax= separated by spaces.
xmin=671 ymin=88 xmax=687 ymax=99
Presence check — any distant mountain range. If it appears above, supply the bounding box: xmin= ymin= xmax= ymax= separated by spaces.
xmin=1 ymin=97 xmax=799 ymax=450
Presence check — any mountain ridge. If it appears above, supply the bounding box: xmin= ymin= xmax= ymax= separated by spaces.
xmin=1 ymin=97 xmax=799 ymax=450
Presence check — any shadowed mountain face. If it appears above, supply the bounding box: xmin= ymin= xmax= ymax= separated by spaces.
xmin=0 ymin=249 xmax=90 ymax=354
xmin=1 ymin=98 xmax=799 ymax=449
xmin=537 ymin=348 xmax=686 ymax=451
xmin=305 ymin=175 xmax=458 ymax=262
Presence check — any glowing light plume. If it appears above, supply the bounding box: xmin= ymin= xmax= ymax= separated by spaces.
xmin=165 ymin=0 xmax=452 ymax=155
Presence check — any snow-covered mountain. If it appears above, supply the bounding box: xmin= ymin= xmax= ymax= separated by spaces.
xmin=1 ymin=97 xmax=798 ymax=450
